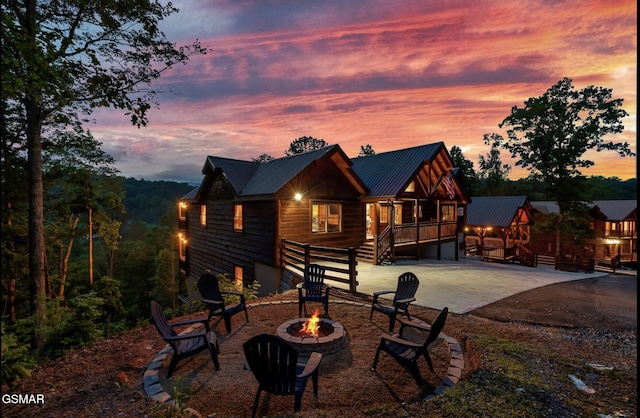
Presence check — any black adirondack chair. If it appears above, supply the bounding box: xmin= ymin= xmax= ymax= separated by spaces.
xmin=369 ymin=272 xmax=420 ymax=332
xmin=243 ymin=334 xmax=322 ymax=418
xmin=297 ymin=264 xmax=331 ymax=317
xmin=197 ymin=272 xmax=249 ymax=333
xmin=150 ymin=300 xmax=220 ymax=377
xmin=372 ymin=307 xmax=449 ymax=387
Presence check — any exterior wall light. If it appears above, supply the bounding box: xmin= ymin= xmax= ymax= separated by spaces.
xmin=294 ymin=193 xmax=303 ymax=201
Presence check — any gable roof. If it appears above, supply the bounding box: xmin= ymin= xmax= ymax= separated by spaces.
xmin=591 ymin=200 xmax=637 ymax=220
xmin=466 ymin=196 xmax=531 ymax=227
xmin=531 ymin=200 xmax=637 ymax=221
xmin=350 ymin=142 xmax=444 ymax=197
xmin=201 ymin=145 xmax=366 ymax=198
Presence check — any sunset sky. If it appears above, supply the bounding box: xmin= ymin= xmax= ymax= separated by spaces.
xmin=90 ymin=0 xmax=637 ymax=185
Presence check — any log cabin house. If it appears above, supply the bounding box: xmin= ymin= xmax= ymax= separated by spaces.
xmin=178 ymin=142 xmax=471 ymax=297
xmin=529 ymin=200 xmax=637 ymax=269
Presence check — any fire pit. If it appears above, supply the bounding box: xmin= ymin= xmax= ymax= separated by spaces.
xmin=276 ymin=309 xmax=347 ymax=355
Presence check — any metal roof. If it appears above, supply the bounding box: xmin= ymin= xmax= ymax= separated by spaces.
xmin=591 ymin=200 xmax=637 ymax=220
xmin=351 ymin=142 xmax=443 ymax=197
xmin=466 ymin=196 xmax=530 ymax=227
xmin=531 ymin=200 xmax=637 ymax=221
xmin=205 ymin=156 xmax=259 ymax=193
xmin=204 ymin=146 xmax=339 ymax=197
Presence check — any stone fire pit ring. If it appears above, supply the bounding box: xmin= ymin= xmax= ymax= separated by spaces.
xmin=276 ymin=318 xmax=348 ymax=356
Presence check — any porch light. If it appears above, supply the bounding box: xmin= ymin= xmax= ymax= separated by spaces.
xmin=604 ymin=239 xmax=620 ymax=245
xmin=294 ymin=193 xmax=303 ymax=201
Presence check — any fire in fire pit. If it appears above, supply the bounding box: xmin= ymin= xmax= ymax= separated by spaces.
xmin=277 ymin=310 xmax=347 ymax=355
xmin=295 ymin=309 xmax=322 ymax=338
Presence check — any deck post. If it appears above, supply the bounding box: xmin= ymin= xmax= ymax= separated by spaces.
xmin=348 ymin=247 xmax=357 ymax=293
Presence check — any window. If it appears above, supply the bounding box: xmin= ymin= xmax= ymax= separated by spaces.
xmin=379 ymin=205 xmax=389 ymax=224
xmin=178 ymin=233 xmax=187 ymax=260
xmin=404 ymin=181 xmax=415 ymax=192
xmin=234 ymin=266 xmax=243 ymax=289
xmin=440 ymin=204 xmax=456 ymax=221
xmin=234 ymin=204 xmax=243 ymax=232
xmin=178 ymin=202 xmax=187 ymax=220
xmin=200 ymin=205 xmax=207 ymax=227
xmin=312 ymin=202 xmax=342 ymax=233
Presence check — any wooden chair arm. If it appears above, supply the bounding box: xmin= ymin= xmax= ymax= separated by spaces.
xmin=201 ymin=298 xmax=224 ymax=305
xmin=170 ymin=317 xmax=210 ymax=328
xmin=164 ymin=331 xmax=207 ymax=341
xmin=398 ymin=317 xmax=432 ymax=336
xmin=372 ymin=290 xmax=394 ymax=303
xmin=395 ymin=297 xmax=416 ymax=305
xmin=297 ymin=352 xmax=323 ymax=378
xmin=380 ymin=333 xmax=421 ymax=348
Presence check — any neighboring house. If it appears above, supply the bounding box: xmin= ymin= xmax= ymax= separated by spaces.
xmin=529 ymin=200 xmax=637 ymax=268
xmin=464 ymin=196 xmax=535 ymax=266
xmin=178 ymin=142 xmax=471 ymax=297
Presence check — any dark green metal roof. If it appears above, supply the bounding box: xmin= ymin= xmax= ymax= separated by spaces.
xmin=466 ymin=196 xmax=530 ymax=227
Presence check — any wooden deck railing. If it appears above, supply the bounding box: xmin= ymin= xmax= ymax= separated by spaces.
xmin=280 ymin=238 xmax=358 ymax=292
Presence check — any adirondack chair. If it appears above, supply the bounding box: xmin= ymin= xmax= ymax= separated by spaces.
xmin=372 ymin=307 xmax=449 ymax=387
xmin=150 ymin=300 xmax=220 ymax=377
xmin=369 ymin=272 xmax=420 ymax=332
xmin=243 ymin=334 xmax=322 ymax=417
xmin=297 ymin=264 xmax=331 ymax=317
xmin=197 ymin=272 xmax=249 ymax=333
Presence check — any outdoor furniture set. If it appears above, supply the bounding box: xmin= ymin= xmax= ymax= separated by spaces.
xmin=150 ymin=266 xmax=448 ymax=416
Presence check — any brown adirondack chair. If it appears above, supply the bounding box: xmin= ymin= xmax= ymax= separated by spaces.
xmin=369 ymin=272 xmax=420 ymax=332
xmin=150 ymin=300 xmax=220 ymax=377
xmin=197 ymin=272 xmax=249 ymax=333
xmin=243 ymin=334 xmax=322 ymax=418
xmin=372 ymin=306 xmax=449 ymax=387
xmin=297 ymin=264 xmax=331 ymax=317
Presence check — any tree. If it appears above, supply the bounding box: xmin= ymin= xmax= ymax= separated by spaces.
xmin=358 ymin=144 xmax=375 ymax=156
xmin=477 ymin=140 xmax=512 ymax=196
xmin=252 ymin=153 xmax=274 ymax=163
xmin=486 ymin=77 xmax=634 ymax=256
xmin=284 ymin=136 xmax=328 ymax=156
xmin=2 ymin=1 xmax=205 ymax=348
xmin=448 ymin=145 xmax=479 ymax=195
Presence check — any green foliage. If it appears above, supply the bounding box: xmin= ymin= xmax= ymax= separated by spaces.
xmin=1 ymin=327 xmax=36 ymax=388
xmin=252 ymin=153 xmax=275 ymax=163
xmin=123 ymin=178 xmax=194 ymax=225
xmin=151 ymin=378 xmax=193 ymax=418
xmin=285 ymin=136 xmax=328 ymax=156
xmin=214 ymin=272 xmax=261 ymax=304
xmin=477 ymin=141 xmax=511 ymax=196
xmin=449 ymin=145 xmax=479 ymax=195
xmin=358 ymin=144 xmax=376 ymax=156
xmin=41 ymin=292 xmax=105 ymax=358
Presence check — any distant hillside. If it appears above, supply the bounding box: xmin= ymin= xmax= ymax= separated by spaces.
xmin=122 ymin=178 xmax=196 ymax=224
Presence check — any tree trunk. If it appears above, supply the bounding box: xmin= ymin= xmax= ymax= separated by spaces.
xmin=555 ymin=210 xmax=564 ymax=257
xmin=57 ymin=215 xmax=79 ymax=299
xmin=25 ymin=0 xmax=46 ymax=349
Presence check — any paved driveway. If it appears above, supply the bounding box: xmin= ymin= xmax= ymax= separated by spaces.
xmin=330 ymin=257 xmax=614 ymax=314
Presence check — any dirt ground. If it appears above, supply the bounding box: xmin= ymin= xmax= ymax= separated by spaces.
xmin=1 ymin=273 xmax=636 ymax=417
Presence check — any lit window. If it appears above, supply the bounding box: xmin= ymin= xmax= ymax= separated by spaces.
xmin=200 ymin=205 xmax=207 ymax=227
xmin=178 ymin=233 xmax=187 ymax=260
xmin=440 ymin=204 xmax=456 ymax=221
xmin=312 ymin=202 xmax=342 ymax=233
xmin=234 ymin=266 xmax=243 ymax=289
xmin=234 ymin=204 xmax=243 ymax=232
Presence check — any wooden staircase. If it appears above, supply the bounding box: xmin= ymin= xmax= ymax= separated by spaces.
xmin=356 ymin=242 xmax=392 ymax=265
xmin=516 ymin=244 xmax=538 ymax=267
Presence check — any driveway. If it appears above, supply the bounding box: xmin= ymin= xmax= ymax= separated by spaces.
xmin=330 ymin=257 xmax=616 ymax=314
